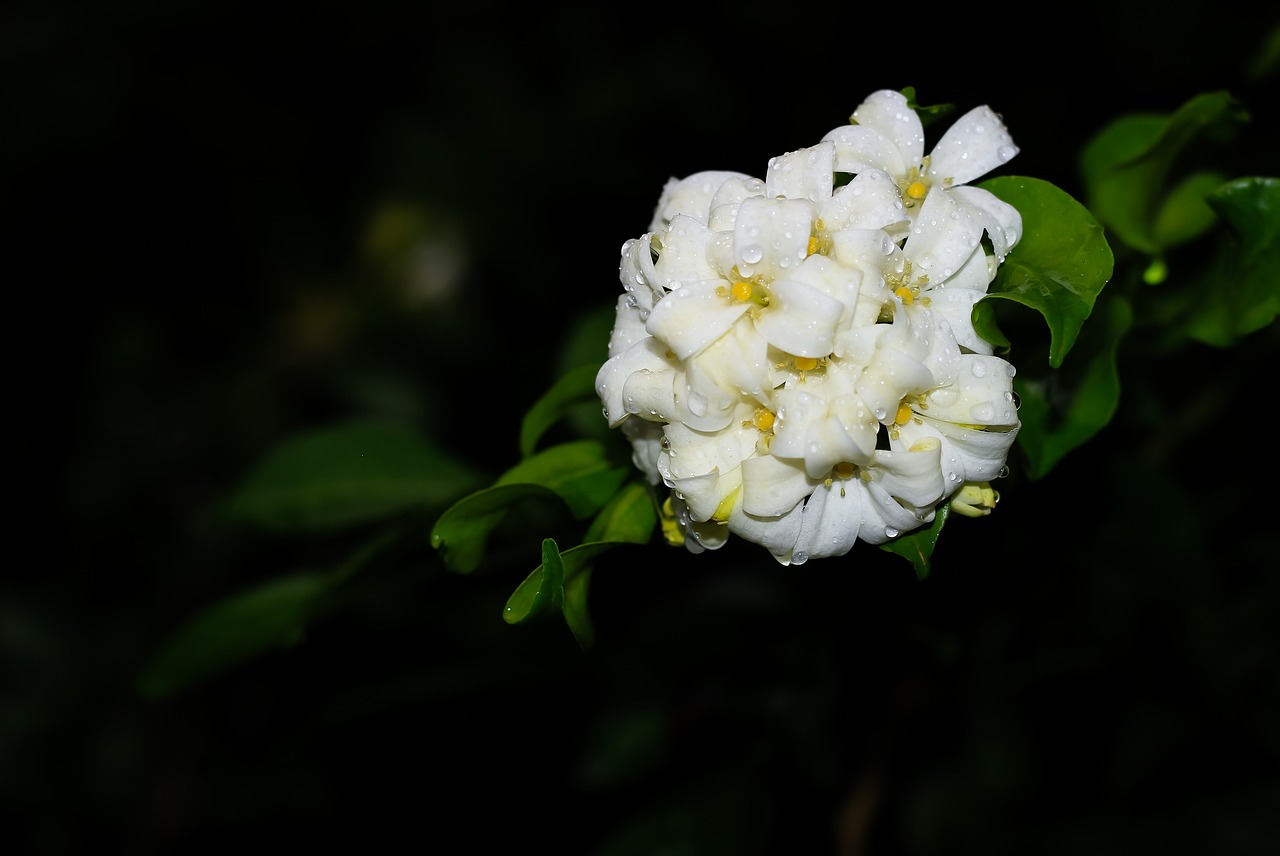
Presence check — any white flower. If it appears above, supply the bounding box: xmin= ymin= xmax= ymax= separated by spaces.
xmin=596 ymin=92 xmax=1024 ymax=565
xmin=823 ymin=89 xmax=1023 ymax=261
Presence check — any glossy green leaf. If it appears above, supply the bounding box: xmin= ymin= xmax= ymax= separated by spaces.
xmin=880 ymin=503 xmax=948 ymax=580
xmin=519 ymin=363 xmax=601 ymax=458
xmin=496 ymin=439 xmax=630 ymax=519
xmin=1184 ymin=177 xmax=1280 ymax=346
xmin=431 ymin=483 xmax=568 ymax=574
xmin=503 ymin=538 xmax=565 ymax=625
xmin=1015 ymin=295 xmax=1132 ymax=480
xmin=136 ymin=573 xmax=329 ymax=699
xmin=583 ymin=480 xmax=659 ymax=545
xmin=1080 ymin=91 xmax=1247 ymax=255
xmin=222 ymin=419 xmax=485 ymax=532
xmin=980 ymin=176 xmax=1115 ymax=367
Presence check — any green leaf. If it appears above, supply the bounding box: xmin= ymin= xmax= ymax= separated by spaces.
xmin=503 ymin=538 xmax=566 ymax=625
xmin=431 ymin=483 xmax=568 ymax=574
xmin=222 ymin=419 xmax=485 ymax=532
xmin=583 ymin=480 xmax=659 ymax=545
xmin=503 ymin=485 xmax=658 ymax=646
xmin=1014 ymin=294 xmax=1133 ymax=480
xmin=880 ymin=503 xmax=948 ymax=580
xmin=496 ymin=439 xmax=630 ymax=519
xmin=136 ymin=573 xmax=330 ymax=699
xmin=1080 ymin=91 xmax=1248 ymax=255
xmin=519 ymin=363 xmax=601 ymax=458
xmin=1184 ymin=177 xmax=1280 ymax=346
xmin=980 ymin=176 xmax=1115 ymax=367
xmin=1151 ymin=169 xmax=1228 ymax=249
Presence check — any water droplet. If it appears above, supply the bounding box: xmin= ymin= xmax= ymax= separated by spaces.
xmin=998 ymin=465 xmax=1010 ymax=478
xmin=971 ymin=361 xmax=987 ymax=378
xmin=741 ymin=245 xmax=764 ymax=264
xmin=791 ymin=550 xmax=809 ymax=565
xmin=884 ymin=526 xmax=899 ymax=539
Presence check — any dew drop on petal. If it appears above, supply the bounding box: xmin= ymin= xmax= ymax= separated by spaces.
xmin=791 ymin=550 xmax=809 ymax=565
xmin=885 ymin=526 xmax=899 ymax=539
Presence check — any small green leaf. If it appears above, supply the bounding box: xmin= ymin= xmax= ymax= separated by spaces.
xmin=519 ymin=363 xmax=601 ymax=458
xmin=1151 ymin=169 xmax=1228 ymax=249
xmin=497 ymin=439 xmax=630 ymax=519
xmin=431 ymin=483 xmax=568 ymax=574
xmin=880 ymin=504 xmax=948 ymax=580
xmin=980 ymin=176 xmax=1115 ymax=367
xmin=136 ymin=573 xmax=330 ymax=699
xmin=1185 ymin=176 xmax=1280 ymax=346
xmin=503 ymin=538 xmax=566 ymax=625
xmin=1014 ymin=294 xmax=1132 ymax=480
xmin=584 ymin=480 xmax=659 ymax=545
xmin=223 ymin=419 xmax=485 ymax=532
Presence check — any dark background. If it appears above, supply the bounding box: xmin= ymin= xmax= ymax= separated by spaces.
xmin=8 ymin=2 xmax=1280 ymax=854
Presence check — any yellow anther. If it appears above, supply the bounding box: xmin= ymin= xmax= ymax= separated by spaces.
xmin=795 ymin=356 xmax=819 ymax=371
xmin=907 ymin=180 xmax=928 ymax=200
xmin=895 ymin=402 xmax=914 ymax=425
xmin=659 ymin=497 xmax=685 ymax=545
xmin=751 ymin=408 xmax=775 ymax=432
xmin=731 ymin=281 xmax=753 ymax=302
xmin=807 ymin=236 xmax=820 ymax=255
xmin=834 ymin=461 xmax=856 ymax=479
xmin=895 ymin=286 xmax=914 ymax=304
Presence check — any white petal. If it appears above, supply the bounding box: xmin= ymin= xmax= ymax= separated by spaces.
xmin=621 ymin=366 xmax=678 ymax=423
xmin=653 ymin=214 xmax=721 ymax=288
xmin=927 ymin=105 xmax=1018 ymax=187
xmin=675 ymin=360 xmax=741 ymax=433
xmin=903 ymin=187 xmax=984 ymax=280
xmin=726 ymin=498 xmax=805 ymax=564
xmin=822 ymin=124 xmax=908 ymax=180
xmin=650 ymin=170 xmax=753 ymax=230
xmin=851 ymin=89 xmax=926 ymax=172
xmin=596 ymin=337 xmax=675 ymax=426
xmin=921 ymin=354 xmax=1020 ymax=428
xmin=791 ymin=482 xmax=860 ymax=560
xmin=621 ymin=418 xmax=664 ymax=485
xmin=950 ymin=185 xmax=1023 ymax=262
xmin=857 ymin=478 xmax=933 ymax=544
xmin=871 ymin=441 xmax=945 ymax=508
xmin=754 ymin=278 xmax=843 ymax=358
xmin=707 ymin=176 xmax=766 ymax=231
xmin=741 ymin=453 xmax=812 ymax=517
xmin=765 ymin=140 xmax=835 ymax=204
xmin=819 ymin=168 xmax=910 ymax=236
xmin=733 ymin=196 xmax=817 ymax=278
xmin=646 ymin=280 xmax=748 ymax=361
xmin=605 ymin=292 xmax=648 ymax=360
xmin=618 ymin=233 xmax=664 ymax=312
xmin=898 ymin=415 xmax=1018 ymax=483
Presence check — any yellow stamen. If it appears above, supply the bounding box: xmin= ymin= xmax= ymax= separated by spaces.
xmin=806 ymin=236 xmax=820 ymax=255
xmin=751 ymin=408 xmax=775 ymax=431
xmin=795 ymin=356 xmax=819 ymax=371
xmin=834 ymin=461 xmax=856 ymax=479
xmin=895 ymin=286 xmax=914 ymax=304
xmin=731 ymin=281 xmax=753 ymax=302
xmin=906 ymin=180 xmax=927 ymax=200
xmin=895 ymin=402 xmax=914 ymax=425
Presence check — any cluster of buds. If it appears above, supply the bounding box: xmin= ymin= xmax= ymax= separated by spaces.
xmin=596 ymin=90 xmax=1023 ymax=565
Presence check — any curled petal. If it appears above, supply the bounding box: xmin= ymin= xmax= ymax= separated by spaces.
xmin=596 ymin=338 xmax=676 ymax=426
xmin=654 ymin=215 xmax=721 ymax=288
xmin=871 ymin=440 xmax=945 ymax=508
xmin=822 ymin=124 xmax=907 ymax=180
xmin=950 ymin=185 xmax=1023 ymax=262
xmin=650 ymin=171 xmax=752 ymax=230
xmin=741 ymin=453 xmax=811 ymax=518
xmin=921 ymin=354 xmax=1020 ymax=428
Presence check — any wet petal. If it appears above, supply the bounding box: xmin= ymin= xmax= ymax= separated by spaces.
xmin=927 ymin=105 xmax=1018 ymax=187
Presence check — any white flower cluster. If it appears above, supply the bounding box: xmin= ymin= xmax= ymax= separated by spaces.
xmin=595 ymin=90 xmax=1024 ymax=565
